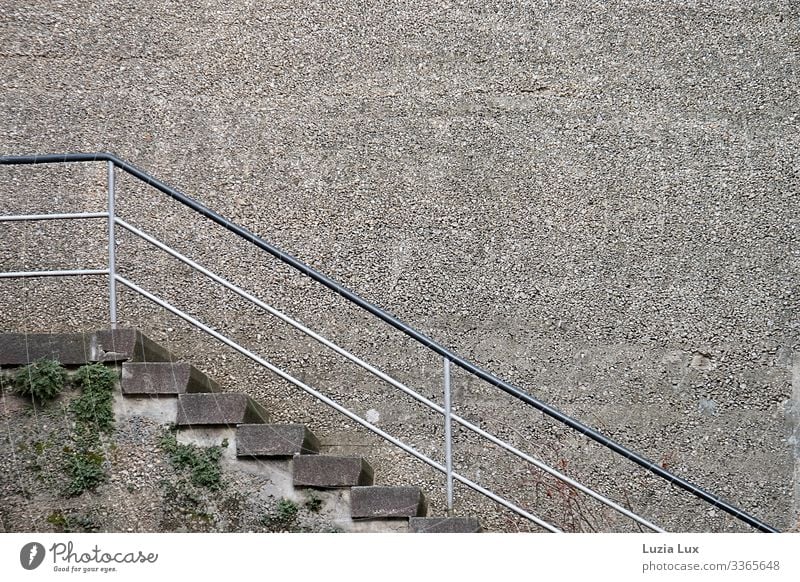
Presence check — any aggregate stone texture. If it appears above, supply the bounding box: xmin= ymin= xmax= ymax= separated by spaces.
xmin=236 ymin=423 xmax=321 ymax=457
xmin=0 ymin=1 xmax=798 ymax=532
xmin=350 ymin=486 xmax=428 ymax=519
xmin=293 ymin=455 xmax=375 ymax=488
xmin=121 ymin=361 xmax=220 ymax=396
xmin=175 ymin=393 xmax=271 ymax=427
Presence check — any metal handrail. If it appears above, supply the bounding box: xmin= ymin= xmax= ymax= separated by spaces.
xmin=0 ymin=152 xmax=779 ymax=532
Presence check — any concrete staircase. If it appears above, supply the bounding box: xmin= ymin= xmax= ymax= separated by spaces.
xmin=0 ymin=328 xmax=481 ymax=533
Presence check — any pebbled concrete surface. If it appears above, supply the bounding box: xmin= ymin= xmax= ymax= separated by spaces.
xmin=1 ymin=1 xmax=798 ymax=531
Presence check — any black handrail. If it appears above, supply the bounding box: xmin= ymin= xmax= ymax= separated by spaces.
xmin=0 ymin=152 xmax=779 ymax=532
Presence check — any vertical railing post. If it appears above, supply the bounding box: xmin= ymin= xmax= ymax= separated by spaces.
xmin=443 ymin=356 xmax=454 ymax=516
xmin=107 ymin=160 xmax=117 ymax=328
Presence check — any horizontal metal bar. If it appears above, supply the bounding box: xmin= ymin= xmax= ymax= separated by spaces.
xmin=116 ymin=216 xmax=661 ymax=531
xmin=0 ymin=153 xmax=112 ymax=165
xmin=0 ymin=152 xmax=777 ymax=532
xmin=0 ymin=212 xmax=108 ymax=222
xmin=114 ymin=273 xmax=560 ymax=533
xmin=0 ymin=269 xmax=108 ymax=278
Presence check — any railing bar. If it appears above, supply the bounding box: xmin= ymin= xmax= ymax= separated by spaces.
xmin=114 ymin=273 xmax=560 ymax=532
xmin=107 ymin=161 xmax=117 ymax=329
xmin=0 ymin=153 xmax=110 ymax=165
xmin=0 ymin=212 xmax=108 ymax=222
xmin=116 ymin=218 xmax=661 ymax=530
xmin=0 ymin=269 xmax=109 ymax=278
xmin=444 ymin=357 xmax=454 ymax=517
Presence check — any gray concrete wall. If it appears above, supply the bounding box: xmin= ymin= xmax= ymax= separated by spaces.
xmin=1 ymin=1 xmax=798 ymax=531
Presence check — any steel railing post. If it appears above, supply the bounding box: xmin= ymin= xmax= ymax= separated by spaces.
xmin=107 ymin=160 xmax=117 ymax=328
xmin=444 ymin=357 xmax=454 ymax=516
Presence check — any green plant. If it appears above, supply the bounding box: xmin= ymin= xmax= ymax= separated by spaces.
xmin=260 ymin=498 xmax=299 ymax=531
xmin=160 ymin=430 xmax=222 ymax=490
xmin=13 ymin=358 xmax=67 ymax=404
xmin=32 ymin=440 xmax=49 ymax=455
xmin=304 ymin=493 xmax=323 ymax=513
xmin=64 ymin=451 xmax=106 ymax=496
xmin=276 ymin=498 xmax=298 ymax=522
xmin=62 ymin=363 xmax=117 ymax=496
xmin=71 ymin=364 xmax=117 ymax=434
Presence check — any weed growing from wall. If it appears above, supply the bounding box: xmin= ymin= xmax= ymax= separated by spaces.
xmin=71 ymin=364 xmax=117 ymax=435
xmin=13 ymin=358 xmax=67 ymax=405
xmin=259 ymin=498 xmax=299 ymax=531
xmin=304 ymin=492 xmax=323 ymax=513
xmin=157 ymin=428 xmax=225 ymax=531
xmin=159 ymin=428 xmax=222 ymax=490
xmin=64 ymin=363 xmax=117 ymax=496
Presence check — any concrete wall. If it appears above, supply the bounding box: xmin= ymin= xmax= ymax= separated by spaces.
xmin=1 ymin=1 xmax=798 ymax=531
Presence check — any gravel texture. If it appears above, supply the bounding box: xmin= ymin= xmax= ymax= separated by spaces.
xmin=1 ymin=1 xmax=798 ymax=532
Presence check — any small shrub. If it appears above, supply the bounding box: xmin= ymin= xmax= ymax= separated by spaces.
xmin=73 ymin=363 xmax=117 ymax=394
xmin=260 ymin=498 xmax=299 ymax=531
xmin=46 ymin=510 xmax=68 ymax=529
xmin=71 ymin=364 xmax=117 ymax=435
xmin=304 ymin=493 xmax=323 ymax=513
xmin=160 ymin=430 xmax=222 ymax=490
xmin=13 ymin=358 xmax=67 ymax=404
xmin=64 ymin=451 xmax=106 ymax=497
xmin=62 ymin=363 xmax=117 ymax=496
xmin=276 ymin=499 xmax=298 ymax=522
xmin=159 ymin=479 xmax=215 ymax=531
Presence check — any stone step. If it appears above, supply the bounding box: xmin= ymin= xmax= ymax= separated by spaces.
xmin=0 ymin=328 xmax=172 ymax=367
xmin=351 ymin=486 xmax=427 ymax=519
xmin=293 ymin=455 xmax=374 ymax=488
xmin=121 ymin=361 xmax=219 ymax=396
xmin=409 ymin=517 xmax=482 ymax=533
xmin=236 ymin=424 xmax=320 ymax=457
xmin=175 ymin=393 xmax=271 ymax=427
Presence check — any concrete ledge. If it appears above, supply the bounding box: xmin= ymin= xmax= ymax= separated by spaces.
xmin=351 ymin=486 xmax=427 ymax=519
xmin=409 ymin=517 xmax=482 ymax=533
xmin=121 ymin=362 xmax=219 ymax=396
xmin=0 ymin=328 xmax=172 ymax=367
xmin=93 ymin=329 xmax=172 ymax=363
xmin=293 ymin=456 xmax=374 ymax=488
xmin=175 ymin=393 xmax=271 ymax=426
xmin=237 ymin=424 xmax=320 ymax=457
